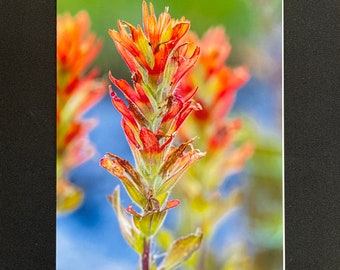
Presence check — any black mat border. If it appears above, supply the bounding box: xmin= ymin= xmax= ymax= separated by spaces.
xmin=1 ymin=1 xmax=340 ymax=269
xmin=284 ymin=1 xmax=340 ymax=269
xmin=0 ymin=1 xmax=56 ymax=269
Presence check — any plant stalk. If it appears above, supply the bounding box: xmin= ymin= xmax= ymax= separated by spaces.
xmin=196 ymin=240 xmax=207 ymax=270
xmin=141 ymin=237 xmax=151 ymax=270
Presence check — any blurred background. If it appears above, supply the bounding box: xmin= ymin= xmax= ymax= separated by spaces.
xmin=56 ymin=0 xmax=282 ymax=269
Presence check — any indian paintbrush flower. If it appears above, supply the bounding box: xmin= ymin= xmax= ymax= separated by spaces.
xmin=100 ymin=2 xmax=204 ymax=269
xmin=57 ymin=11 xmax=106 ymax=213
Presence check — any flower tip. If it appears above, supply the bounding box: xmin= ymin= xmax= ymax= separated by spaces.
xmin=108 ymin=29 xmax=116 ymax=37
xmin=109 ymin=86 xmax=118 ymax=98
xmin=194 ymin=227 xmax=203 ymax=237
xmin=126 ymin=204 xmax=141 ymax=217
xmin=100 ymin=155 xmax=126 ymax=177
xmin=199 ymin=151 xmax=207 ymax=158
xmin=108 ymin=71 xmax=118 ymax=84
xmin=165 ymin=199 xmax=180 ymax=210
xmin=99 ymin=157 xmax=109 ymax=168
xmin=126 ymin=204 xmax=134 ymax=214
xmin=113 ymin=185 xmax=121 ymax=193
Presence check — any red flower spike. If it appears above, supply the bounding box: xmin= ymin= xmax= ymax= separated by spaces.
xmin=178 ymin=28 xmax=250 ymax=124
xmin=101 ymin=2 xmax=205 ymax=261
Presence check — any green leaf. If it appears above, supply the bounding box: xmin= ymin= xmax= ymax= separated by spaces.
xmin=156 ymin=191 xmax=169 ymax=208
xmin=109 ymin=186 xmax=144 ymax=254
xmin=133 ymin=210 xmax=167 ymax=237
xmin=159 ymin=229 xmax=203 ymax=270
xmin=120 ymin=174 xmax=147 ymax=207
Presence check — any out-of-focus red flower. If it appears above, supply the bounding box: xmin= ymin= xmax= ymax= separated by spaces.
xmin=178 ymin=27 xmax=251 ymax=154
xmin=57 ymin=11 xmax=102 ymax=89
xmin=57 ymin=11 xmax=106 ymax=213
xmin=180 ymin=27 xmax=249 ymax=119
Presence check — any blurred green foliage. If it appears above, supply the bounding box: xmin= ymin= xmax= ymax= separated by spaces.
xmin=237 ymin=118 xmax=283 ymax=269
